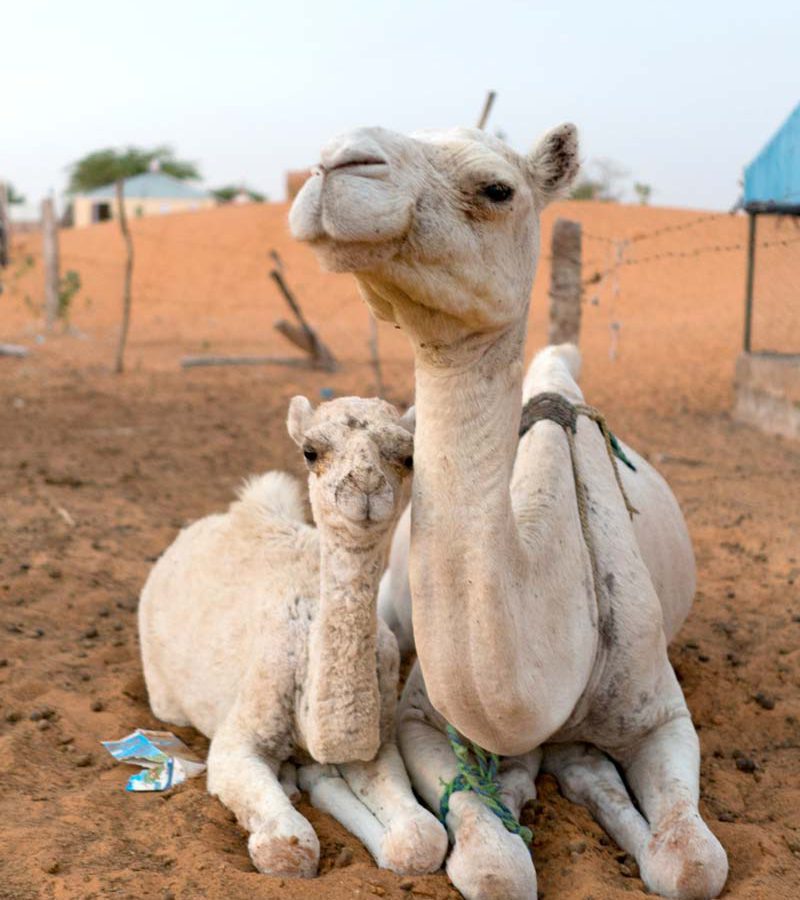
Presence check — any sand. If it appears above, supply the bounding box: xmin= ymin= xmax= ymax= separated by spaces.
xmin=0 ymin=200 xmax=798 ymax=899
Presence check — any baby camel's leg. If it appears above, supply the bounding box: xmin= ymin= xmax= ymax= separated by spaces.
xmin=398 ymin=665 xmax=538 ymax=900
xmin=615 ymin=703 xmax=728 ymax=899
xmin=338 ymin=742 xmax=448 ymax=873
xmin=207 ymin=716 xmax=319 ymax=878
xmin=297 ymin=763 xmax=387 ymax=859
xmin=542 ymin=742 xmax=650 ymax=858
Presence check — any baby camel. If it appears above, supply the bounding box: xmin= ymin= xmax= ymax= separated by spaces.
xmin=138 ymin=395 xmax=446 ymax=879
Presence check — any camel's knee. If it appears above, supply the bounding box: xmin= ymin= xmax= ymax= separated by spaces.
xmin=640 ymin=807 xmax=728 ymax=900
xmin=445 ymin=795 xmax=536 ymax=900
xmin=248 ymin=810 xmax=320 ymax=878
xmin=379 ymin=807 xmax=448 ymax=875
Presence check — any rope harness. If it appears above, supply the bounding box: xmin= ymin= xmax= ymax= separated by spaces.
xmin=439 ymin=725 xmax=534 ymax=845
xmin=438 ymin=391 xmax=637 ymax=843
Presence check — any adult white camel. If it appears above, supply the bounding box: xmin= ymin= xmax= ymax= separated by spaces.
xmin=139 ymin=396 xmax=446 ymax=879
xmin=290 ymin=124 xmax=728 ymax=900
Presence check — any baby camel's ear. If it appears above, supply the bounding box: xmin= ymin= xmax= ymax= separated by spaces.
xmin=287 ymin=396 xmax=314 ymax=446
xmin=399 ymin=405 xmax=416 ymax=434
xmin=527 ymin=123 xmax=580 ymax=208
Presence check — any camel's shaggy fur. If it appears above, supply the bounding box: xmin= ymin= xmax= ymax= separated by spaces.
xmin=139 ymin=396 xmax=446 ymax=879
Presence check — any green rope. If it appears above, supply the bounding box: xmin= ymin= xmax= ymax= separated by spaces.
xmin=438 ymin=725 xmax=533 ymax=845
xmin=607 ymin=429 xmax=637 ymax=472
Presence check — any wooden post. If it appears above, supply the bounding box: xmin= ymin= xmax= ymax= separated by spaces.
xmin=0 ymin=182 xmax=9 ymax=269
xmin=41 ymin=196 xmax=60 ymax=331
xmin=548 ymin=218 xmax=583 ymax=346
xmin=476 ymin=91 xmax=497 ymax=130
xmin=368 ymin=313 xmax=384 ymax=398
xmin=114 ymin=180 xmax=134 ymax=373
xmin=269 ymin=267 xmax=337 ymax=371
xmin=743 ymin=211 xmax=757 ymax=353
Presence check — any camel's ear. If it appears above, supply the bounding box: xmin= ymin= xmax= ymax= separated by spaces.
xmin=398 ymin=405 xmax=416 ymax=434
xmin=527 ymin=123 xmax=579 ymax=207
xmin=287 ymin=395 xmax=314 ymax=446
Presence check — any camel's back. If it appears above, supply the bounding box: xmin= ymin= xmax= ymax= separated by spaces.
xmin=139 ymin=475 xmax=319 ymax=737
xmin=616 ymin=446 xmax=696 ymax=641
xmin=522 ymin=344 xmax=696 ymax=642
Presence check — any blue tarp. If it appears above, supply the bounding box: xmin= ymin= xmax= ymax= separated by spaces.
xmin=744 ymin=102 xmax=800 ymax=211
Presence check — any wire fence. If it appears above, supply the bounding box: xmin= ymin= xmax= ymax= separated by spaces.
xmin=570 ymin=210 xmax=800 ymax=358
xmin=3 ymin=204 xmax=799 ymax=367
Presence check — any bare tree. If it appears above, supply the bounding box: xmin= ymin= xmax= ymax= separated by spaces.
xmin=114 ymin=180 xmax=134 ymax=373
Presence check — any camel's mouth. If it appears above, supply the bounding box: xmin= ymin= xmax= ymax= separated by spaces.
xmin=289 ymin=175 xmax=413 ymax=274
xmin=323 ymin=155 xmax=389 ymax=176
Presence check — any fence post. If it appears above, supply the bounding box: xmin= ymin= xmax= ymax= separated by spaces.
xmin=42 ymin=196 xmax=60 ymax=331
xmin=548 ymin=218 xmax=583 ymax=345
xmin=0 ymin=182 xmax=9 ymax=269
xmin=743 ymin=212 xmax=757 ymax=354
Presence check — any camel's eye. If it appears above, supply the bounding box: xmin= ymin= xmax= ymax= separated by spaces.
xmin=402 ymin=456 xmax=414 ymax=471
xmin=303 ymin=447 xmax=318 ymax=464
xmin=480 ymin=182 xmax=514 ymax=203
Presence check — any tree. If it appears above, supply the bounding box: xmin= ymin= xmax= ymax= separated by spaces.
xmin=212 ymin=184 xmax=266 ymax=204
xmin=634 ymin=182 xmax=653 ymax=205
xmin=570 ymin=157 xmax=629 ymax=202
xmin=570 ymin=178 xmax=605 ymax=201
xmin=6 ymin=183 xmax=26 ymax=204
xmin=67 ymin=146 xmax=200 ymax=194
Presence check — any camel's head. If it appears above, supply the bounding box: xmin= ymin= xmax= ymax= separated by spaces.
xmin=287 ymin=395 xmax=414 ymax=541
xmin=290 ymin=123 xmax=579 ymax=352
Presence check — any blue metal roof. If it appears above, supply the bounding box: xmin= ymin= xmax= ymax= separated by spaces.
xmin=83 ymin=172 xmax=209 ymax=200
xmin=743 ymin=102 xmax=800 ymax=212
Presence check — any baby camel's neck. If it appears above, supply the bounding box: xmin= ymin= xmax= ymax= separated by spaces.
xmin=303 ymin=531 xmax=387 ymax=764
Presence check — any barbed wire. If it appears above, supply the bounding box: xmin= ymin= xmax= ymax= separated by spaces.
xmin=581 ymin=231 xmax=800 ymax=287
xmin=580 ymin=211 xmax=730 ymax=247
xmin=6 ymin=212 xmax=799 ymax=305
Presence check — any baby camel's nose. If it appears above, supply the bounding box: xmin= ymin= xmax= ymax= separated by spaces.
xmin=351 ymin=464 xmax=385 ymax=496
xmin=320 ymin=130 xmax=388 ymax=173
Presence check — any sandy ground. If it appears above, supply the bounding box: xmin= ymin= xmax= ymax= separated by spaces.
xmin=1 ymin=201 xmax=799 ymax=899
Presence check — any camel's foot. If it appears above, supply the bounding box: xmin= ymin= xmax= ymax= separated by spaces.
xmin=379 ymin=808 xmax=448 ymax=874
xmin=247 ymin=810 xmax=320 ymax=878
xmin=445 ymin=797 xmax=536 ymax=900
xmin=638 ymin=808 xmax=728 ymax=899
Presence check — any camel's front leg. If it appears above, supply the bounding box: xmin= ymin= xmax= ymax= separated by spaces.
xmin=398 ymin=665 xmax=538 ymax=900
xmin=207 ymin=717 xmax=319 ymax=878
xmin=542 ymin=742 xmax=651 ymax=859
xmin=615 ymin=711 xmax=728 ymax=900
xmin=338 ymin=741 xmax=448 ymax=873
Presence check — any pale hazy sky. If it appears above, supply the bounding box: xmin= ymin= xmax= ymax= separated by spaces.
xmin=4 ymin=0 xmax=798 ymax=217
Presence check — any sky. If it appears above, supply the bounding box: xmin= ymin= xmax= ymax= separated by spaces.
xmin=3 ymin=0 xmax=798 ymax=218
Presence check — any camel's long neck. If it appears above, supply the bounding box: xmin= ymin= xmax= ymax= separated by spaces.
xmin=409 ymin=322 xmax=591 ymax=754
xmin=304 ymin=530 xmax=386 ymax=764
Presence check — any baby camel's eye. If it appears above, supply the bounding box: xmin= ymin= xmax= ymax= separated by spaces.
xmin=480 ymin=182 xmax=514 ymax=203
xmin=402 ymin=456 xmax=414 ymax=471
xmin=303 ymin=447 xmax=318 ymax=464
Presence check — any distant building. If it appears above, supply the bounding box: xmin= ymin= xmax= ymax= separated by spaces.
xmin=286 ymin=169 xmax=312 ymax=201
xmin=72 ymin=172 xmax=214 ymax=228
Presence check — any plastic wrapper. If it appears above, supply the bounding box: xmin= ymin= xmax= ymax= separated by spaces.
xmin=101 ymin=728 xmax=206 ymax=791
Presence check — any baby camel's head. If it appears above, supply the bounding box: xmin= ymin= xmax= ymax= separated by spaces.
xmin=288 ymin=395 xmax=414 ymax=540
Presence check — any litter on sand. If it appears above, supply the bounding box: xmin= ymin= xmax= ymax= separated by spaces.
xmin=101 ymin=729 xmax=206 ymax=791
